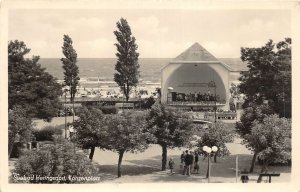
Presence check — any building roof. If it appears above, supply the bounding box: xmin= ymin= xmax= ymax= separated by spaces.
xmin=169 ymin=42 xmax=248 ymax=72
xmin=218 ymin=58 xmax=248 ymax=72
xmin=173 ymin=42 xmax=219 ymax=62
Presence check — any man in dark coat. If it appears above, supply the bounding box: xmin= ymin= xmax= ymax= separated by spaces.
xmin=184 ymin=150 xmax=194 ymax=176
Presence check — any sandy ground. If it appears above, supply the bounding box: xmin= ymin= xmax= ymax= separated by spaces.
xmin=30 ymin=117 xmax=291 ymax=183
xmin=92 ymin=139 xmax=290 ymax=183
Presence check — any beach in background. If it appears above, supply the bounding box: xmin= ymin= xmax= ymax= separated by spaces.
xmin=39 ymin=58 xmax=170 ymax=83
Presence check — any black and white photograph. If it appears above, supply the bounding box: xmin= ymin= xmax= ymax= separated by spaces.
xmin=1 ymin=0 xmax=299 ymax=191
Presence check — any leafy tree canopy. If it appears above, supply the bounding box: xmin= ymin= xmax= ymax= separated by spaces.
xmin=147 ymin=102 xmax=194 ymax=148
xmin=104 ymin=111 xmax=155 ymax=177
xmin=245 ymin=114 xmax=291 ymax=172
xmin=105 ymin=111 xmax=155 ymax=153
xmin=147 ymin=102 xmax=194 ymax=170
xmin=73 ymin=106 xmax=109 ymax=160
xmin=8 ymin=40 xmax=62 ymax=121
xmin=239 ymin=38 xmax=291 ymax=118
xmin=236 ymin=103 xmax=274 ymax=137
xmin=8 ymin=106 xmax=33 ymax=157
xmin=197 ymin=122 xmax=234 ymax=159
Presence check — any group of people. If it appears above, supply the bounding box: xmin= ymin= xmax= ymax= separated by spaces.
xmin=167 ymin=151 xmax=251 ymax=183
xmin=168 ymin=150 xmax=200 ymax=175
xmin=173 ymin=92 xmax=221 ymax=103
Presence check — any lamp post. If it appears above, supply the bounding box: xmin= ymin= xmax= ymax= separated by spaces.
xmin=208 ymin=81 xmax=217 ymax=123
xmin=69 ymin=125 xmax=76 ymax=154
xmin=167 ymin=87 xmax=174 ymax=104
xmin=203 ymin=145 xmax=218 ymax=183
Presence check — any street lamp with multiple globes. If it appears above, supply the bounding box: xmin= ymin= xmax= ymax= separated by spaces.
xmin=202 ymin=145 xmax=218 ymax=183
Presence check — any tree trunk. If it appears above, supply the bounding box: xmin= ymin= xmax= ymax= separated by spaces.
xmin=161 ymin=145 xmax=167 ymax=171
xmin=8 ymin=140 xmax=15 ymax=159
xmin=118 ymin=150 xmax=125 ymax=178
xmin=89 ymin=146 xmax=95 ymax=160
xmin=125 ymin=83 xmax=129 ymax=102
xmin=257 ymin=163 xmax=268 ymax=183
xmin=249 ymin=152 xmax=257 ymax=173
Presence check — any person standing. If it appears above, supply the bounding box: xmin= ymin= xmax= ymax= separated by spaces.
xmin=193 ymin=151 xmax=199 ymax=174
xmin=180 ymin=151 xmax=186 ymax=164
xmin=169 ymin=158 xmax=175 ymax=174
xmin=184 ymin=150 xmax=193 ymax=176
xmin=190 ymin=151 xmax=195 ymax=174
xmin=241 ymin=168 xmax=249 ymax=183
xmin=183 ymin=150 xmax=189 ymax=175
xmin=180 ymin=151 xmax=185 ymax=170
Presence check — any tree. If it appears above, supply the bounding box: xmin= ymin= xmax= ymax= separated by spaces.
xmin=113 ymin=18 xmax=140 ymax=102
xmin=147 ymin=102 xmax=194 ymax=170
xmin=104 ymin=111 xmax=155 ymax=177
xmin=197 ymin=122 xmax=234 ymax=163
xmin=245 ymin=115 xmax=291 ymax=182
xmin=8 ymin=107 xmax=32 ymax=158
xmin=61 ymin=35 xmax=80 ymax=102
xmin=8 ymin=40 xmax=62 ymax=120
xmin=73 ymin=106 xmax=108 ymax=160
xmin=236 ymin=103 xmax=274 ymax=172
xmin=239 ymin=38 xmax=291 ymax=118
xmin=12 ymin=138 xmax=98 ymax=183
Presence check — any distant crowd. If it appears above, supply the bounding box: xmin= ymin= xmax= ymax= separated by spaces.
xmin=172 ymin=92 xmax=221 ymax=102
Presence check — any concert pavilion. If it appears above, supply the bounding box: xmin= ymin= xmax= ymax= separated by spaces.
xmin=161 ymin=43 xmax=248 ymax=111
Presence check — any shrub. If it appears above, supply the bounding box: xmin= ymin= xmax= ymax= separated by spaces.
xmin=9 ymin=142 xmax=24 ymax=158
xmin=101 ymin=105 xmax=118 ymax=114
xmin=32 ymin=125 xmax=63 ymax=141
xmin=141 ymin=96 xmax=156 ymax=109
xmin=11 ymin=138 xmax=99 ymax=183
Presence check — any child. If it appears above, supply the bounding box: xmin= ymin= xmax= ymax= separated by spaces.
xmin=194 ymin=162 xmax=199 ymax=174
xmin=169 ymin=158 xmax=175 ymax=174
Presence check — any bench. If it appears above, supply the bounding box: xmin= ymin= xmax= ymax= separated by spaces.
xmin=240 ymin=173 xmax=280 ymax=183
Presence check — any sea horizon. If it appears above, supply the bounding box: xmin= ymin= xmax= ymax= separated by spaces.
xmin=39 ymin=58 xmax=172 ymax=82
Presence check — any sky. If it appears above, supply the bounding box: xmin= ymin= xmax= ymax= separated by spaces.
xmin=8 ymin=9 xmax=291 ymax=58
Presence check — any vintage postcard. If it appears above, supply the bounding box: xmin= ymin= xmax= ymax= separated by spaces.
xmin=1 ymin=0 xmax=300 ymax=192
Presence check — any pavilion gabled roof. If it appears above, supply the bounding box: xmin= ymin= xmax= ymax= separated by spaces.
xmin=167 ymin=42 xmax=248 ymax=72
xmin=173 ymin=42 xmax=219 ymax=62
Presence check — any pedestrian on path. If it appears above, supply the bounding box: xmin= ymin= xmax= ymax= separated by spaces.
xmin=241 ymin=168 xmax=249 ymax=183
xmin=180 ymin=151 xmax=186 ymax=170
xmin=190 ymin=151 xmax=195 ymax=174
xmin=183 ymin=150 xmax=193 ymax=176
xmin=193 ymin=151 xmax=199 ymax=173
xmin=169 ymin=158 xmax=175 ymax=174
xmin=194 ymin=162 xmax=199 ymax=174
xmin=182 ymin=150 xmax=189 ymax=175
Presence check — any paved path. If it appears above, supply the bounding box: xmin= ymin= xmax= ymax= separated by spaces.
xmin=92 ymin=139 xmax=290 ymax=183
